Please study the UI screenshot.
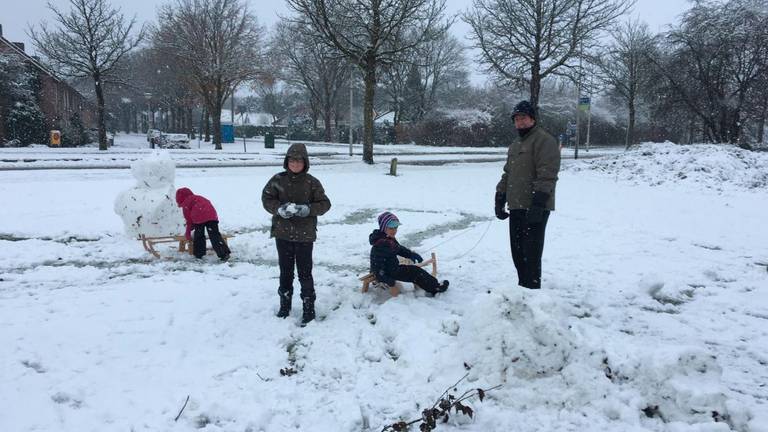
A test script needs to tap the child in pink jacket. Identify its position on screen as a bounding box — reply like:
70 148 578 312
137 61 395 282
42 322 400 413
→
175 187 230 261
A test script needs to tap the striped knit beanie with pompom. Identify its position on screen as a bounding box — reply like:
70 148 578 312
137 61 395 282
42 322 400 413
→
377 211 400 231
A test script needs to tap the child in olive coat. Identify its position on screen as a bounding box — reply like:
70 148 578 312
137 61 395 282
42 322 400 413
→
262 143 331 324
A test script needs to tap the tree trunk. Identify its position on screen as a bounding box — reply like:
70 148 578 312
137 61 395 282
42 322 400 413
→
688 117 695 144
122 106 130 134
529 62 541 112
93 73 108 150
322 101 332 142
198 108 205 141
204 109 211 142
730 107 742 145
362 63 376 164
626 98 636 150
757 103 767 144
211 101 223 150
186 106 192 138
311 106 319 135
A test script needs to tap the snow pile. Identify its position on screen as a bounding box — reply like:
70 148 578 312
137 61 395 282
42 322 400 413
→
461 291 582 382
608 348 752 429
113 151 184 237
459 291 750 430
568 142 768 190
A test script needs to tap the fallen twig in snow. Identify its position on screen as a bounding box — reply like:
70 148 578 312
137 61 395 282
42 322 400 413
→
174 395 190 422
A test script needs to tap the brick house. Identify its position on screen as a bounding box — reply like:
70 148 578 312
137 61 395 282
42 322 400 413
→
0 24 96 143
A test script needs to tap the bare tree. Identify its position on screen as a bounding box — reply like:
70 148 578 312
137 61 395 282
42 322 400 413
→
591 20 657 149
418 32 466 116
382 60 416 126
271 22 350 142
433 67 474 109
252 75 290 125
463 0 633 111
286 0 447 163
381 29 466 125
154 0 262 149
746 70 768 145
650 0 768 144
28 0 144 150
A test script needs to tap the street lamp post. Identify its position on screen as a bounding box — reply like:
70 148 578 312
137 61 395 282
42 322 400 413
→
349 66 354 157
144 93 154 148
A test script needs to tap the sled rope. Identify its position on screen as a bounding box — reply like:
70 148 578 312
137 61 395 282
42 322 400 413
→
422 219 493 262
449 219 493 260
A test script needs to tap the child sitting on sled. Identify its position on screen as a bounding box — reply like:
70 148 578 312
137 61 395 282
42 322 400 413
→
369 211 449 295
175 187 230 261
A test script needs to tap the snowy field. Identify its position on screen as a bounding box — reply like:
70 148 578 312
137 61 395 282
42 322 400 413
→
0 133 619 169
0 142 766 432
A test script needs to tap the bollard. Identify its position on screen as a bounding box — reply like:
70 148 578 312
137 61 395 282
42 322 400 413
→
389 157 398 176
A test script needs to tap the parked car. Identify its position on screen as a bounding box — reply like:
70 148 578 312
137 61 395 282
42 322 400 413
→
0 139 22 148
147 129 163 147
159 133 191 149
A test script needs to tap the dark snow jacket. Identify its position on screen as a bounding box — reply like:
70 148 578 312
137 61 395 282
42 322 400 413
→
496 124 561 210
175 187 219 239
261 143 331 242
369 229 416 286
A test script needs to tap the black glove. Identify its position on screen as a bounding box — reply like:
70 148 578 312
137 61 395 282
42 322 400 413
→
410 252 423 263
526 191 550 224
494 192 509 220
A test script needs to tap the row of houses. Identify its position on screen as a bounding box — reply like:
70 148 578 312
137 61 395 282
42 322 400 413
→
0 24 96 144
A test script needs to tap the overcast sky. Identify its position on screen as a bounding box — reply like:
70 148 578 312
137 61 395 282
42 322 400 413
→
3 0 691 85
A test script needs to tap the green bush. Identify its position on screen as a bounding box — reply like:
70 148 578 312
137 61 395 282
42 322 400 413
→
62 112 90 147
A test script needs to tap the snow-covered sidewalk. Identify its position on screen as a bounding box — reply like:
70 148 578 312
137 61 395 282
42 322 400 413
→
0 143 765 431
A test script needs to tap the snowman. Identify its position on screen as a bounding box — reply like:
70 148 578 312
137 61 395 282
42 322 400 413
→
114 151 184 238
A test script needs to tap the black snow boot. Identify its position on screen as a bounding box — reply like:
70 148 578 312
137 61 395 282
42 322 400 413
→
437 280 449 293
277 295 291 318
301 298 315 325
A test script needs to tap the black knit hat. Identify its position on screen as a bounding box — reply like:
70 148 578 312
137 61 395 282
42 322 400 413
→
512 100 536 120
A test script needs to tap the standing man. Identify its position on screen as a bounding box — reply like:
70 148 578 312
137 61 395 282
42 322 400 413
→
495 101 561 289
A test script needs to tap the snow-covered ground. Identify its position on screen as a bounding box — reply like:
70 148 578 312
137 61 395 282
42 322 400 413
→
0 142 766 432
0 133 618 170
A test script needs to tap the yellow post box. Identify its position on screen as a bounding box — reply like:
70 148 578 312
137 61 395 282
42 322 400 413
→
50 130 61 146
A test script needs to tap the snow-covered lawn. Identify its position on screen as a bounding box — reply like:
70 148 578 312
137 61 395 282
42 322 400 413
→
0 133 620 169
0 143 765 431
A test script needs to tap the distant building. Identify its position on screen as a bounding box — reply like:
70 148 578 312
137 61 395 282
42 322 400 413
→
0 24 96 142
